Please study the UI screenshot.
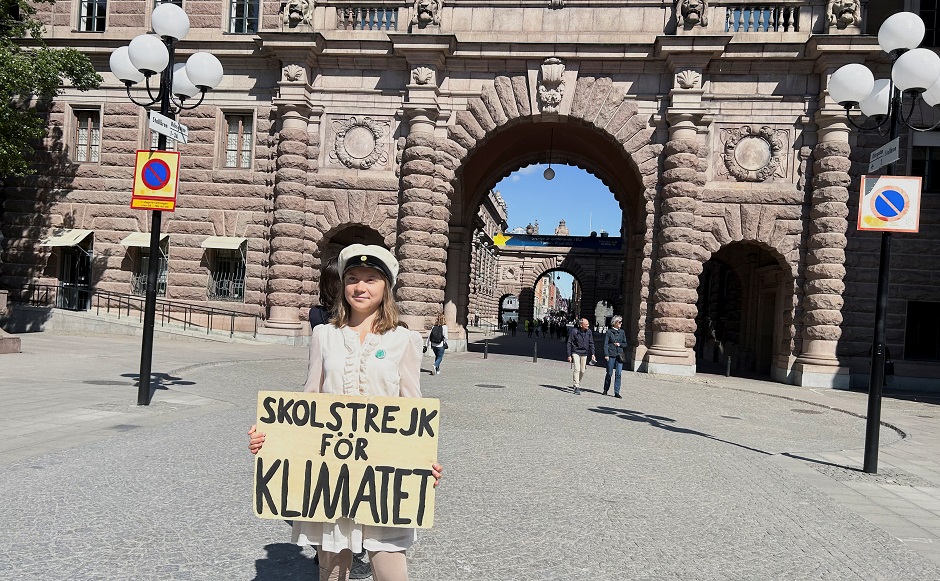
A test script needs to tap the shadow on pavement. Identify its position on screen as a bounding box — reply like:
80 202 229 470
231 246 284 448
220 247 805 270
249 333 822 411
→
590 405 772 456
253 542 318 580
781 452 862 472
121 371 197 390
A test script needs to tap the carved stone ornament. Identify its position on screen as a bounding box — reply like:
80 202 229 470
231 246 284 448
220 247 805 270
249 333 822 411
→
537 57 566 113
548 0 564 9
676 70 701 90
720 126 788 182
412 66 435 85
283 64 305 82
411 0 441 26
282 0 313 27
677 0 708 28
330 117 390 170
598 270 619 288
502 266 518 281
828 0 860 29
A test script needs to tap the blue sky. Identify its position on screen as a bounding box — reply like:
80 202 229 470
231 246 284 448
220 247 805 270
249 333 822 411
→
493 164 624 236
493 164 624 300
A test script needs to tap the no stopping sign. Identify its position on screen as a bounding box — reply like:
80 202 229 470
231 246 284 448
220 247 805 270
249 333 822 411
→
858 175 922 233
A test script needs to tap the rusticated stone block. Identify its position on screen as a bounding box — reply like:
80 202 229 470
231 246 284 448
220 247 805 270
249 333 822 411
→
808 233 847 250
804 293 844 310
402 145 437 163
661 182 701 200
814 141 851 159
663 152 700 171
398 258 446 277
399 216 447 234
662 196 697 214
277 140 307 156
456 111 485 141
805 263 846 279
652 316 697 333
481 84 507 127
447 124 476 151
659 257 704 276
659 227 699 245
400 201 436 218
397 287 445 304
810 202 849 219
654 302 698 319
268 291 302 308
401 188 439 205
812 217 848 234
803 309 844 326
655 272 699 289
494 76 520 119
813 171 852 189
806 279 845 295
469 98 496 133
660 212 695 229
267 279 303 294
660 242 699 259
653 287 699 303
402 173 436 190
570 76 596 119
397 272 446 289
397 300 443 317
806 248 845 264
269 264 305 280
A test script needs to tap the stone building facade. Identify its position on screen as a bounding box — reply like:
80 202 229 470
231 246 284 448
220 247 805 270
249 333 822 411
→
4 0 940 389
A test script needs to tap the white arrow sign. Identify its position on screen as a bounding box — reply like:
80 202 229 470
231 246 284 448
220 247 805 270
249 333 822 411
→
149 111 189 145
868 137 899 173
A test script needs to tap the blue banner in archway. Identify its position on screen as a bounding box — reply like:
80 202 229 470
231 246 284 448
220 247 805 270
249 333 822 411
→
491 233 622 250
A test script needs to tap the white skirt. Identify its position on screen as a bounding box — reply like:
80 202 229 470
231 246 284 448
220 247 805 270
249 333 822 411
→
291 518 417 553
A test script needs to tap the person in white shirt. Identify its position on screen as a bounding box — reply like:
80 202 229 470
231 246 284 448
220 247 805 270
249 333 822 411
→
249 243 443 581
425 313 448 375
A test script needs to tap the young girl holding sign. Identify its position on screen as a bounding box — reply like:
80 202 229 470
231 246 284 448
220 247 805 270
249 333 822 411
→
249 243 443 581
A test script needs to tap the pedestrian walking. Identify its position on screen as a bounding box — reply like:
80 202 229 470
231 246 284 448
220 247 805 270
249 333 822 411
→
508 319 517 336
425 313 448 375
526 319 533 337
308 257 339 330
248 243 443 581
566 317 596 395
603 315 626 398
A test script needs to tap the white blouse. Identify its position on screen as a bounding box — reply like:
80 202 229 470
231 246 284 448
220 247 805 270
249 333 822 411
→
291 323 424 553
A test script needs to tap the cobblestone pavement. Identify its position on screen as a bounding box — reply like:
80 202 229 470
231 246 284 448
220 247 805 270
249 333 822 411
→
2 332 940 580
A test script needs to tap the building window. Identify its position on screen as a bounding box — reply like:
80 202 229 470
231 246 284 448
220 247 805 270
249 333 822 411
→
132 249 168 297
208 248 246 301
73 110 101 163
78 0 107 31
924 0 940 48
905 301 940 360
150 130 176 151
911 146 940 192
229 0 259 33
155 0 183 6
223 114 253 169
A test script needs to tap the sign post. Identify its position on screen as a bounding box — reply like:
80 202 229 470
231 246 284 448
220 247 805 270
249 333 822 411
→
867 137 900 173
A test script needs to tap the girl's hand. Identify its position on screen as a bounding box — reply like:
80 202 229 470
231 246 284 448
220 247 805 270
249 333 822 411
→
432 463 444 488
248 425 265 454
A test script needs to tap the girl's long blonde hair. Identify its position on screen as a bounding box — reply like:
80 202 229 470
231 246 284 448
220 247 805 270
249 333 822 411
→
331 272 401 334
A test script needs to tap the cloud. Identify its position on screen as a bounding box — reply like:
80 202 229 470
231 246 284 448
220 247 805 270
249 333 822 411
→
510 175 520 182
517 164 540 175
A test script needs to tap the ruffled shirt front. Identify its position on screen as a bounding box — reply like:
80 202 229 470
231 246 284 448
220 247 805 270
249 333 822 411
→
291 323 424 553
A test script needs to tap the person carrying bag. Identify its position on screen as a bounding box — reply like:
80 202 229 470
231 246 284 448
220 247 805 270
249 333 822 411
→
426 314 448 375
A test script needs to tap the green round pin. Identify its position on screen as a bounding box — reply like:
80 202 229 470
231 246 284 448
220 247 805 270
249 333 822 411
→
375 349 386 359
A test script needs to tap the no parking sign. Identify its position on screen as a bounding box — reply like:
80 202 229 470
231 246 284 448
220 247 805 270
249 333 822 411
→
858 175 922 233
131 150 180 211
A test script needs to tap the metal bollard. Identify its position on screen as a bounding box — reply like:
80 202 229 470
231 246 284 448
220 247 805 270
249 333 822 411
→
484 339 489 359
533 342 538 363
726 356 731 377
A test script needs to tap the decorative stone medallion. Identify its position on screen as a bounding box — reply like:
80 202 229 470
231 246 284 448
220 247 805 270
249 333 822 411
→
598 270 619 288
330 117 390 170
720 126 787 182
502 266 518 281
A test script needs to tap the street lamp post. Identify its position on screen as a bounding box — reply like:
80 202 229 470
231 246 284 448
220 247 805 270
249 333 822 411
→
109 3 224 405
829 12 940 473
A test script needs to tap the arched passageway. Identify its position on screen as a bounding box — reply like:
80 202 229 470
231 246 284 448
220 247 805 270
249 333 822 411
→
695 243 791 377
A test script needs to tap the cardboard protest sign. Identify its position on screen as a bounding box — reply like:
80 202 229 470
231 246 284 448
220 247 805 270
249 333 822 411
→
253 391 440 528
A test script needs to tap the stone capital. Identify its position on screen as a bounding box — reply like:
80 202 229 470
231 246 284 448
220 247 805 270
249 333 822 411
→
666 111 709 140
404 103 441 134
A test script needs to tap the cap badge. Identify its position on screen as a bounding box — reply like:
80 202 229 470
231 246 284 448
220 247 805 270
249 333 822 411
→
360 255 368 262
376 349 386 359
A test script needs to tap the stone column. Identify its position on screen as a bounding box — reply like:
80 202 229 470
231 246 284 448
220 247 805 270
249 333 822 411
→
794 115 851 388
646 113 706 376
265 103 308 330
396 104 450 331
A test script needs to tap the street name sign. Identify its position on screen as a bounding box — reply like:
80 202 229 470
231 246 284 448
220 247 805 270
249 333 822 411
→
858 175 922 233
131 150 181 211
868 137 900 173
149 111 189 144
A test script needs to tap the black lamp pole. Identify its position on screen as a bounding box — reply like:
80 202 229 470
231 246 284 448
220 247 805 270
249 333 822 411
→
137 37 175 406
862 82 901 474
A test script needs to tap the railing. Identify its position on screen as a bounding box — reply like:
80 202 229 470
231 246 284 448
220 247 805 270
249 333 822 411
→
336 7 398 30
5 284 260 338
207 272 245 302
725 5 799 32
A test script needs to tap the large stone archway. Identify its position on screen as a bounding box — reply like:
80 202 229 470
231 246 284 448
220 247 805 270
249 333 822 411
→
395 74 662 357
